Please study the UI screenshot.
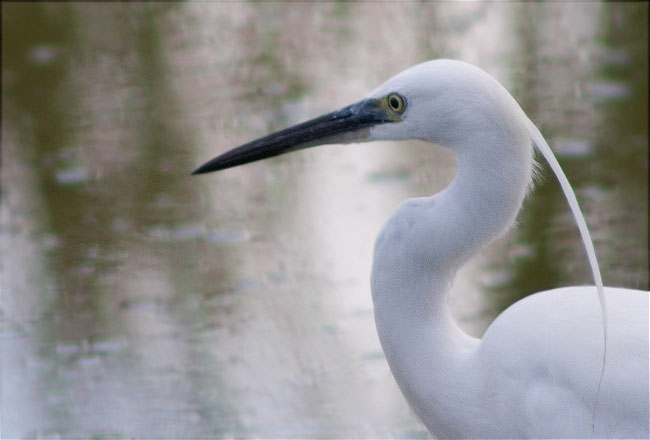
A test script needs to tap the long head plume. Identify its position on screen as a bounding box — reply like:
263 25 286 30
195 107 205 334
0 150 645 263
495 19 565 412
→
525 118 607 431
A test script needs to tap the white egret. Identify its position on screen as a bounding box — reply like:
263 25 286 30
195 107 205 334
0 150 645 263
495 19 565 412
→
193 60 649 439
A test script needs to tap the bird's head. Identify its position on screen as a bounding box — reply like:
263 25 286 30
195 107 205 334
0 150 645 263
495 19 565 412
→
368 59 527 151
192 59 527 174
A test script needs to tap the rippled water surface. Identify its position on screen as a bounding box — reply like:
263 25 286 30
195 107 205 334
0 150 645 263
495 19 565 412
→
2 3 647 438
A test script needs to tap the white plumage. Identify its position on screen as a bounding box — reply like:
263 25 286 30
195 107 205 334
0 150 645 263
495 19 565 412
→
194 59 649 438
369 60 648 438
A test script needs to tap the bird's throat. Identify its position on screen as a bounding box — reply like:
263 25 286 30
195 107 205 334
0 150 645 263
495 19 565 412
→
370 138 533 435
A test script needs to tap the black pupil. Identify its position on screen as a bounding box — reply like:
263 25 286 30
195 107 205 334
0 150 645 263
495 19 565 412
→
390 96 400 109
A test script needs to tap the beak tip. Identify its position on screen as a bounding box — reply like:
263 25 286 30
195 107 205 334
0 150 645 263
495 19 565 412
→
192 162 217 175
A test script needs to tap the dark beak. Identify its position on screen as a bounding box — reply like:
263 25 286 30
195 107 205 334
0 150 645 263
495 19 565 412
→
192 98 391 175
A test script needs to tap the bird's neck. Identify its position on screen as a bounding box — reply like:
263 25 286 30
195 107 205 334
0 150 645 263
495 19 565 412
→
445 138 534 262
371 135 533 436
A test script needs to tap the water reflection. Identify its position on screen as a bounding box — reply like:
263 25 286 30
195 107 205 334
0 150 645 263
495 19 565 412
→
2 2 647 438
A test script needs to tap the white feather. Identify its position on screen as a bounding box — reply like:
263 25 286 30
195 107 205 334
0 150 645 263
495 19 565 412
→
367 60 648 438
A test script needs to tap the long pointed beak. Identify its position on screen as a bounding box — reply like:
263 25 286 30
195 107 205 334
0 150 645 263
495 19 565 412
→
192 98 391 174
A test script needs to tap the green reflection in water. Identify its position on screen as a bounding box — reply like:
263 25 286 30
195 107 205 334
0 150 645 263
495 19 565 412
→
483 2 648 317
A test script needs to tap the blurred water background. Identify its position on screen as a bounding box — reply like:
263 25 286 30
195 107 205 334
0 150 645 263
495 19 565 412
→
2 2 647 438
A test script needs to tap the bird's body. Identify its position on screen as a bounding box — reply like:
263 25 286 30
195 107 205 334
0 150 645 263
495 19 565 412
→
478 287 646 438
194 59 649 438
375 271 648 438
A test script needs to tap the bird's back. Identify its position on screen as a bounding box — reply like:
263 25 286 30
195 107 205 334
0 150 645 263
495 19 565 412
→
474 286 649 438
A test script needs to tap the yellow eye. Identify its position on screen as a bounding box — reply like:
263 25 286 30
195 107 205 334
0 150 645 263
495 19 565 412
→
387 93 405 113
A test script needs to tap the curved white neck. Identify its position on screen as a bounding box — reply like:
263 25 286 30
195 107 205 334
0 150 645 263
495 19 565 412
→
370 135 533 436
